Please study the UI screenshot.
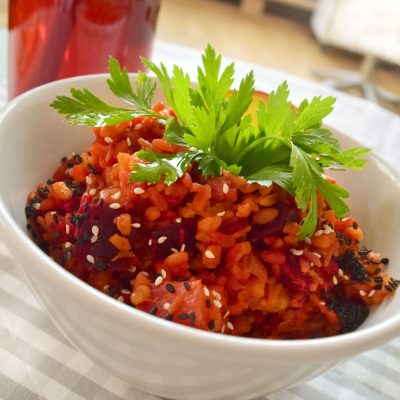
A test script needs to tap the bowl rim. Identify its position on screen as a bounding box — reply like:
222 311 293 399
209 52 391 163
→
0 73 400 359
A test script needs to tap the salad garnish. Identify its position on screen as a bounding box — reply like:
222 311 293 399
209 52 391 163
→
50 45 369 239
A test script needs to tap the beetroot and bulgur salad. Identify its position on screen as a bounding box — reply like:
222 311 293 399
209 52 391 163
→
26 46 398 339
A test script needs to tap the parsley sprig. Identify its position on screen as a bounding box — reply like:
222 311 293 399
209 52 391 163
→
51 45 369 239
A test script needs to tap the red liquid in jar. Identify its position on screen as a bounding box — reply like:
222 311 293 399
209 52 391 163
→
8 0 160 98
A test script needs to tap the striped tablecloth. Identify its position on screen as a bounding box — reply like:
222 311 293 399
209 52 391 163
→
1 30 400 400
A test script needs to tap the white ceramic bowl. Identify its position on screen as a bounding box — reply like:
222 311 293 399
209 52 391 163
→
0 75 399 400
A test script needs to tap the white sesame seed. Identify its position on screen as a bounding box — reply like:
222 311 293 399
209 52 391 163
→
221 324 225 334
338 268 344 277
91 236 98 244
368 290 376 297
103 285 110 291
86 255 95 264
312 252 321 258
323 224 334 234
304 237 312 244
180 244 186 252
104 136 113 143
158 236 168 244
155 276 163 286
205 250 215 259
290 249 304 256
89 188 97 196
223 311 230 319
175 218 182 223
112 191 121 200
343 275 350 281
314 230 323 237
121 289 131 295
212 290 221 301
161 269 167 279
203 287 210 297
86 176 93 185
33 203 41 210
359 290 367 297
148 239 152 246
163 302 170 310
109 203 121 209
170 248 178 253
332 276 338 285
65 224 70 235
222 183 229 194
320 301 326 306
310 262 314 267
129 266 137 273
117 296 124 302
65 242 71 249
213 299 223 308
127 137 132 147
133 187 145 195
92 225 99 236
141 271 149 277
132 223 141 228
227 322 234 330
134 123 142 130
217 211 225 217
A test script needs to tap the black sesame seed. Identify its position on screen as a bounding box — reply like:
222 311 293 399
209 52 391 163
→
26 223 32 230
208 319 215 330
87 163 99 174
53 231 60 239
82 231 90 242
177 313 189 320
75 154 83 163
189 312 196 325
83 203 89 212
65 251 72 261
384 285 393 292
373 268 382 275
25 205 36 219
149 306 157 315
53 213 59 224
61 156 67 163
166 283 176 293
380 257 389 265
66 162 74 169
165 314 173 321
183 281 191 291
94 261 107 272
31 196 41 204
37 187 49 199
358 248 371 257
47 178 56 185
352 222 358 229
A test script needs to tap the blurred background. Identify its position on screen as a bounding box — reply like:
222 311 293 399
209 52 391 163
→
0 0 399 112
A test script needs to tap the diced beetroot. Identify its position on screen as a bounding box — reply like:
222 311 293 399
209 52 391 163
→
150 220 197 260
220 217 248 235
279 252 308 291
248 204 300 241
72 201 121 268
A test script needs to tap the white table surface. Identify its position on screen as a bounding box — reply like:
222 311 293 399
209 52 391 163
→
1 28 400 400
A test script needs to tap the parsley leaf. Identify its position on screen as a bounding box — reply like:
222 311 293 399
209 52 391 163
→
51 45 370 240
51 57 160 126
130 150 194 185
